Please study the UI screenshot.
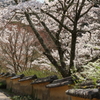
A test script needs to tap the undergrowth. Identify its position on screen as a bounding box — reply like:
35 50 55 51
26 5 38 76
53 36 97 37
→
1 89 40 100
18 67 62 78
11 95 40 100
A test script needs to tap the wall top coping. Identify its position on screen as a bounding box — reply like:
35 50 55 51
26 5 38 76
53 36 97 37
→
66 89 100 99
0 72 10 77
77 80 100 89
0 72 4 75
46 76 74 88
19 75 37 82
79 83 100 89
79 80 100 86
31 75 58 84
6 73 16 78
11 74 24 80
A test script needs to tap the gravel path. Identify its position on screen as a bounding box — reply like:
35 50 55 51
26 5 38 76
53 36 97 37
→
0 90 11 100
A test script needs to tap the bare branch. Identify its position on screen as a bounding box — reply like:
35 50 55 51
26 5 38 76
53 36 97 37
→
41 9 72 33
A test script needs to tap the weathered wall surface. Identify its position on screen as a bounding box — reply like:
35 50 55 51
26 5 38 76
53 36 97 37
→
20 80 33 95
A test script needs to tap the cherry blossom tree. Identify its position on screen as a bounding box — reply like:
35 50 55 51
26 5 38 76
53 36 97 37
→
1 0 100 77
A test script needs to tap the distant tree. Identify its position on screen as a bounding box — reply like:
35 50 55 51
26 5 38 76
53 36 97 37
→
0 25 41 73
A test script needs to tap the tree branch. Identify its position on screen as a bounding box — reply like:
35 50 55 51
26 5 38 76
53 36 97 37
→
41 9 72 33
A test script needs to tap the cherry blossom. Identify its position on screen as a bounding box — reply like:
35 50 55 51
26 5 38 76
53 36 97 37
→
0 0 100 77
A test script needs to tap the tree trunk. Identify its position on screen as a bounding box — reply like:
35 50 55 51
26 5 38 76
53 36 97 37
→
25 12 70 77
69 33 77 70
57 65 71 77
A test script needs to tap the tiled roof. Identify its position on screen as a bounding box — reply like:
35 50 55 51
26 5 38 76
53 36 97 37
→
31 75 58 84
6 73 16 78
79 80 95 86
0 72 4 75
46 76 74 88
0 72 10 77
78 80 100 89
79 79 100 85
66 89 100 99
11 74 24 80
19 75 37 82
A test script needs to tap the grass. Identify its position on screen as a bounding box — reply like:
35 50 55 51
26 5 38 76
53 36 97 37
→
18 67 62 79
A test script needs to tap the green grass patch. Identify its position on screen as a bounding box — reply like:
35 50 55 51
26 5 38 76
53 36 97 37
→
18 68 62 79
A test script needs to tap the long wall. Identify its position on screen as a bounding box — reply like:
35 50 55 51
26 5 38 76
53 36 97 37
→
0 73 73 100
1 73 99 100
